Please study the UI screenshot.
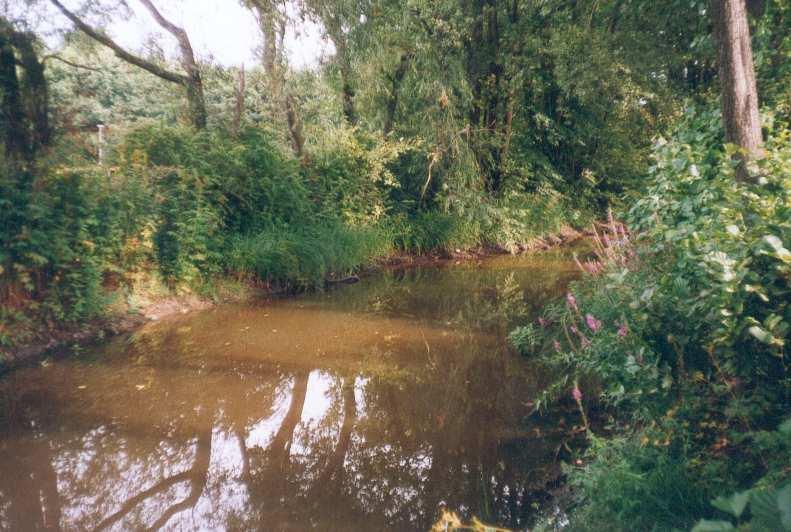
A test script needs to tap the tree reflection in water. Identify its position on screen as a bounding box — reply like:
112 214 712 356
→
0 252 581 531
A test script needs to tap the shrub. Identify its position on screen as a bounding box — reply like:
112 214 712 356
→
1 164 153 323
512 105 790 530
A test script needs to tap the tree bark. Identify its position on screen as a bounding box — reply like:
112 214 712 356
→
710 0 763 179
464 0 508 194
11 29 51 150
251 0 306 160
335 35 358 126
233 63 245 134
314 377 356 487
0 27 29 159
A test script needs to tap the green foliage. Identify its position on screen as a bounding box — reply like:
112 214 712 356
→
389 210 479 255
566 434 713 531
512 105 790 530
692 420 791 532
307 126 407 225
0 163 152 323
227 223 392 288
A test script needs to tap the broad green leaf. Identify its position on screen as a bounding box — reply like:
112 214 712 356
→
691 519 735 532
778 484 791 530
712 491 750 518
751 488 785 531
748 325 784 347
763 235 791 263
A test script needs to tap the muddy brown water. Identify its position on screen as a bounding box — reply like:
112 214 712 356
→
0 251 582 531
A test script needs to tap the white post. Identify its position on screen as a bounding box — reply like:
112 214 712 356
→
97 124 106 165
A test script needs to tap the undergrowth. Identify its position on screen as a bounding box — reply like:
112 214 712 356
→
0 123 587 357
513 106 790 531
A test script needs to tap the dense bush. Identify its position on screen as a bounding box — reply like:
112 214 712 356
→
513 106 790 530
0 163 152 323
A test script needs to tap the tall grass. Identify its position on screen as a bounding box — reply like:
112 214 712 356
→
226 222 393 288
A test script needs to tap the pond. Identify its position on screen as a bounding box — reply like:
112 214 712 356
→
0 250 582 531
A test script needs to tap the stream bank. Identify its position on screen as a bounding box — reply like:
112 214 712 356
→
1 226 588 374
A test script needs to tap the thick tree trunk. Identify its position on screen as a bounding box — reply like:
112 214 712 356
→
0 30 29 159
464 0 507 195
12 30 51 150
711 0 763 179
314 377 356 487
285 92 305 159
233 64 245 134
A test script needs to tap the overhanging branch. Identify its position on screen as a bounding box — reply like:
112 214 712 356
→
48 0 186 85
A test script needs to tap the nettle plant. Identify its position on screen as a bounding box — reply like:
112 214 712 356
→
630 116 790 378
512 107 789 432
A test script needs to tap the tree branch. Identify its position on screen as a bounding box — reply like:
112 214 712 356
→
136 0 195 73
43 53 102 72
48 0 186 85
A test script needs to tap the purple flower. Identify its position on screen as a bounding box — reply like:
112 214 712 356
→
566 292 579 312
572 387 582 402
618 322 629 338
585 314 602 333
570 324 578 334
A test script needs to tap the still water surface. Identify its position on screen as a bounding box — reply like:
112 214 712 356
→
0 251 580 531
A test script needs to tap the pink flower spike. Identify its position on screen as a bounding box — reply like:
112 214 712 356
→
566 292 578 312
572 387 582 402
585 314 602 333
618 322 629 338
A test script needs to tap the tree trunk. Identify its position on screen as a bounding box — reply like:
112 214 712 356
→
138 0 207 129
711 0 763 179
285 92 305 159
253 1 306 160
464 0 507 195
0 29 29 159
233 64 245 134
11 29 51 150
313 377 356 487
383 52 411 135
336 37 358 126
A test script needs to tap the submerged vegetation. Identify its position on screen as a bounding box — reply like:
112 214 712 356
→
1 0 790 529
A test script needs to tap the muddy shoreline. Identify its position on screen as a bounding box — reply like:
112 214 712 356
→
1 226 587 374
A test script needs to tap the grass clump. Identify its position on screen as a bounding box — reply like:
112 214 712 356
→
226 223 393 289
